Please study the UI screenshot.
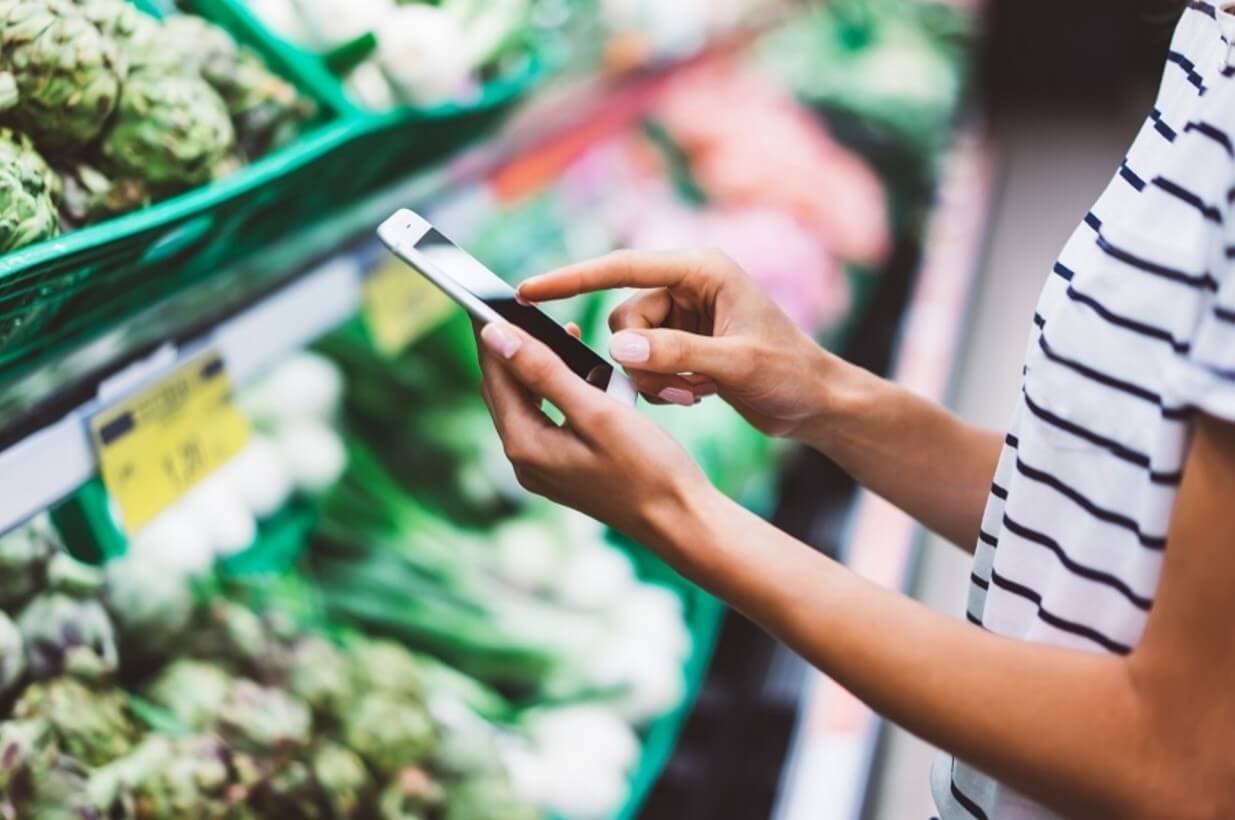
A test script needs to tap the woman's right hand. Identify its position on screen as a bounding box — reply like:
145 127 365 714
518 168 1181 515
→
517 248 840 438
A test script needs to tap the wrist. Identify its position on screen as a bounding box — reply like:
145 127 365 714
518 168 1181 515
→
641 472 729 567
794 347 875 451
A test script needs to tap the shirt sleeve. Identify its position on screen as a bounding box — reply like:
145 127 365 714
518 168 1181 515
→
1164 273 1235 423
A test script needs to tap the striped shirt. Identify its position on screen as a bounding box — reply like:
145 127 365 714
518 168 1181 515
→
931 4 1235 818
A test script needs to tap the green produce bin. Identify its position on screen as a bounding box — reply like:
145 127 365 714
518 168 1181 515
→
0 1 357 380
200 0 551 177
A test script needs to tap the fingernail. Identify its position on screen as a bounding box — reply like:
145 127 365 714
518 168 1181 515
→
481 323 522 359
610 331 650 364
658 387 695 406
515 291 535 307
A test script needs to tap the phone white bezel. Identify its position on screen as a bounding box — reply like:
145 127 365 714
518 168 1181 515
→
377 209 637 405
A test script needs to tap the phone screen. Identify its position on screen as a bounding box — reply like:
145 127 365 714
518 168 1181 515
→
412 228 617 389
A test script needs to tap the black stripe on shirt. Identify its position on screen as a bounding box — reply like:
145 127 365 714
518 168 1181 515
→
1189 1 1217 19
978 528 999 548
1002 514 1154 610
1150 108 1177 142
1151 176 1223 223
989 568 1135 655
1184 121 1235 157
1225 245 1235 259
951 764 991 820
1052 261 1075 282
1013 457 1169 551
970 572 991 591
1084 211 1103 231
1021 390 1185 485
1095 233 1219 291
1006 433 1020 448
1167 50 1208 94
1119 161 1147 191
965 610 985 628
1199 359 1235 381
991 481 1009 500
1214 303 1235 324
1033 312 1046 329
1037 334 1191 420
1064 283 1192 354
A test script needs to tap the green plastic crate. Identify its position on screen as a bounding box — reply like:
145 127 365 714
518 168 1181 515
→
202 0 551 177
0 1 373 379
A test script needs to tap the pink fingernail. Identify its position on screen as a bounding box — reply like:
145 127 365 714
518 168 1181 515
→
610 331 650 364
481 323 522 359
658 387 695 406
515 291 535 307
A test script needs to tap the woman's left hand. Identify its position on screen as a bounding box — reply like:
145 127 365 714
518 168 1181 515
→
475 321 712 551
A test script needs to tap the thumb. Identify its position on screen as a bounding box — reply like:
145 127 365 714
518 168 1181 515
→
480 322 603 420
609 328 743 378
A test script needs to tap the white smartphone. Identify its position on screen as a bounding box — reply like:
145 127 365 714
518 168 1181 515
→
377 209 637 404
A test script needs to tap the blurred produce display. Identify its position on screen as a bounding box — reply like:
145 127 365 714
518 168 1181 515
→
0 0 313 251
246 0 543 109
0 515 538 818
0 1 980 817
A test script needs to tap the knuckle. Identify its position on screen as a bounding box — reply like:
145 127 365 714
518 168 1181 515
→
502 440 524 465
583 403 619 435
733 342 763 378
609 302 631 331
657 333 687 367
512 464 537 491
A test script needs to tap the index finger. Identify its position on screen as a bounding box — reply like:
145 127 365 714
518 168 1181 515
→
517 249 711 302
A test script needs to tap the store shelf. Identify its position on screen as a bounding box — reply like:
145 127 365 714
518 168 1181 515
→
0 255 362 537
770 128 996 820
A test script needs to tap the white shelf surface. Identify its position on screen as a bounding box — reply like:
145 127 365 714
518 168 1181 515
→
0 255 363 536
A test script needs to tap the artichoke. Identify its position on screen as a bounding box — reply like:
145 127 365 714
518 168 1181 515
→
71 0 159 71
286 635 354 722
0 124 57 249
248 758 330 819
184 600 274 674
216 679 311 754
443 776 542 820
104 557 194 660
16 592 118 681
122 735 258 818
12 749 99 820
100 70 235 191
312 742 370 818
349 640 428 702
378 766 443 820
13 678 138 766
0 610 23 696
0 0 122 151
0 514 59 610
0 718 56 796
58 160 149 224
45 551 104 598
343 692 436 777
143 659 233 731
161 15 312 157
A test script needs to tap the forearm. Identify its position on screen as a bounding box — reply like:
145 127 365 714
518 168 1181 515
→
799 357 1003 550
654 490 1171 819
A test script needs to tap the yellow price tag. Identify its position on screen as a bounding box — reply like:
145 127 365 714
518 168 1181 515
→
91 351 250 535
363 258 456 356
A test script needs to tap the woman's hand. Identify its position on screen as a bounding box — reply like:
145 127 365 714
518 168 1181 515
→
518 248 840 438
474 320 715 551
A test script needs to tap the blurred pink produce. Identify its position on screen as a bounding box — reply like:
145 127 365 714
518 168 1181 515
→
655 61 891 267
619 181 850 334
